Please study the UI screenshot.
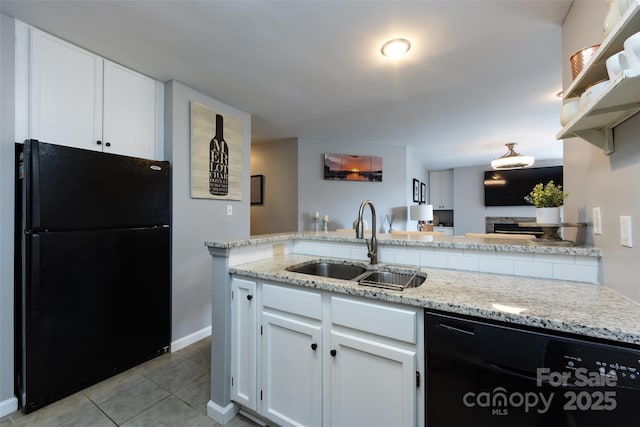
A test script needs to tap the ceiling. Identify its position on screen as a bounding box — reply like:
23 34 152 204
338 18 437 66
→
1 0 574 170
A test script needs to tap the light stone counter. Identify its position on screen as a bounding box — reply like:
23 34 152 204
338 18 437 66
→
229 254 640 346
206 231 601 257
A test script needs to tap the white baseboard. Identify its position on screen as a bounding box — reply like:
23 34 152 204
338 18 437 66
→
0 396 18 418
207 400 238 425
170 325 211 352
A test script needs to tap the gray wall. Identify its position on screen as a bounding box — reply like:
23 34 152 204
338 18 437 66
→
250 139 299 235
406 146 429 230
0 13 17 416
562 2 640 302
164 80 251 345
298 138 410 232
453 159 563 235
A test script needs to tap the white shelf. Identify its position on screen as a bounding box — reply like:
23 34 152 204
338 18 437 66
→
557 0 640 153
565 0 640 98
557 69 640 153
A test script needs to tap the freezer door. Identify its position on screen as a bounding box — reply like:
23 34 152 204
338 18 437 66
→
24 140 170 231
20 227 170 412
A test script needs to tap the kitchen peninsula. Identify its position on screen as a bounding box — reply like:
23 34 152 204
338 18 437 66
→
205 232 640 426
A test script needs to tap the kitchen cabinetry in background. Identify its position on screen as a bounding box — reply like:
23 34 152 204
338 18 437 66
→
15 22 162 160
429 169 453 209
433 226 454 236
230 277 423 427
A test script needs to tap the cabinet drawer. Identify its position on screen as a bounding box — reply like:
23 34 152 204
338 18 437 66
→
331 296 417 344
262 283 322 320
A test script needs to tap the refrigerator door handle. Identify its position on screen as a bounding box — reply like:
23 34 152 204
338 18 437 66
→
29 234 40 321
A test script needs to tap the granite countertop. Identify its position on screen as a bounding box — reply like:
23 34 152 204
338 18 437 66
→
229 254 640 346
206 231 601 257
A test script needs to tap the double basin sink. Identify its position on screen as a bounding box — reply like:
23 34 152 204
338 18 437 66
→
286 261 426 291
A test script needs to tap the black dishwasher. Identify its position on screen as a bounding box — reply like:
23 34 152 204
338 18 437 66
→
426 311 640 426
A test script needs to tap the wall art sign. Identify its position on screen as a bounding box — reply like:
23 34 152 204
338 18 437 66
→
190 101 243 200
421 182 427 203
323 154 382 181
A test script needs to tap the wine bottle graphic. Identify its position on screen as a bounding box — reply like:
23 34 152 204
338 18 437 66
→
209 114 229 196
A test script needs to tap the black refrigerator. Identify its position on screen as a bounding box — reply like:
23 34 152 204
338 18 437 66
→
15 140 171 413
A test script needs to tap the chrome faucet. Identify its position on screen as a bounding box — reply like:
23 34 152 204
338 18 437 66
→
356 200 377 264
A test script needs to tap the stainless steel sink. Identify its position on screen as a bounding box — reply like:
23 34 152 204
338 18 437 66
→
357 271 426 291
286 261 367 280
286 261 427 291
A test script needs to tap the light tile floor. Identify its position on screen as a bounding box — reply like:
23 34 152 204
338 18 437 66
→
1 337 258 427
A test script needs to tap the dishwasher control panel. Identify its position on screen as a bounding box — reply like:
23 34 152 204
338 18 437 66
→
546 339 640 389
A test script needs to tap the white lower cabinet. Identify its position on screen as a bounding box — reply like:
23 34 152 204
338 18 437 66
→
230 277 423 427
329 332 416 427
261 311 322 426
328 296 419 427
230 278 257 410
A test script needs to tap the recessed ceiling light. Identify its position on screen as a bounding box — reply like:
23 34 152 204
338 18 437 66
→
380 38 411 58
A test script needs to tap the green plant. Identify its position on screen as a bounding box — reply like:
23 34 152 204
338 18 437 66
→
524 180 569 208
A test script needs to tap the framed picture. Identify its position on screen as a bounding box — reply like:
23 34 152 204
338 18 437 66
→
413 178 420 202
420 182 427 203
323 154 383 181
250 175 264 205
190 102 244 200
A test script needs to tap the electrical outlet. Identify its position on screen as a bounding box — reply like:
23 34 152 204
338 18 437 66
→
620 216 632 247
593 207 602 235
226 205 233 216
273 243 285 256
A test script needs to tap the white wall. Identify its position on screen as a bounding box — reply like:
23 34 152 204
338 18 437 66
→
250 139 298 235
453 159 563 235
0 13 18 417
297 138 409 232
562 1 640 302
164 80 251 348
406 146 429 231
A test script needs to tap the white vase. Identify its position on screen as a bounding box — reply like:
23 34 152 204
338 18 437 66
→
536 207 561 224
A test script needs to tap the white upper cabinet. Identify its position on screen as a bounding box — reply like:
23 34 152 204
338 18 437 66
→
429 170 454 210
102 60 156 158
19 23 160 159
29 29 103 151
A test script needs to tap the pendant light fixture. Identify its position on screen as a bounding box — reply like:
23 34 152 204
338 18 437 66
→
491 143 535 170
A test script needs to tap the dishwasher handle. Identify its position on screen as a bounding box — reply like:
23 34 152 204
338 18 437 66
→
440 322 475 336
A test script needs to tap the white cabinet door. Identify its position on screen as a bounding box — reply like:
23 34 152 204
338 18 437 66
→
440 169 454 209
103 60 156 159
231 278 257 410
261 312 322 427
328 331 416 427
429 170 454 209
29 28 103 151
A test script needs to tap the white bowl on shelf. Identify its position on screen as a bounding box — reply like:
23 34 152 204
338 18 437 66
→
560 98 580 126
587 79 610 100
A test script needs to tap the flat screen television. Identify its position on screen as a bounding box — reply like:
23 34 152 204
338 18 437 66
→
484 166 563 206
